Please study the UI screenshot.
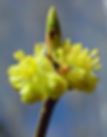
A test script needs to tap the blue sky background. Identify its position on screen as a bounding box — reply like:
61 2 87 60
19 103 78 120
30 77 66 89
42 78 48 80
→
0 0 107 137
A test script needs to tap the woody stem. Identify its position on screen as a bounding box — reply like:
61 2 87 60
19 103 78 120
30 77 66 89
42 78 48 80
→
35 98 58 137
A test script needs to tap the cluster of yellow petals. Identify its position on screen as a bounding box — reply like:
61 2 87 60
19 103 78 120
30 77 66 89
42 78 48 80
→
8 39 101 103
50 39 101 71
8 49 67 103
49 39 101 92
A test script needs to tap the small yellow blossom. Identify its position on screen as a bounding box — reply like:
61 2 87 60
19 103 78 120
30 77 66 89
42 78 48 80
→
13 50 25 60
48 39 101 93
8 50 67 103
50 39 101 71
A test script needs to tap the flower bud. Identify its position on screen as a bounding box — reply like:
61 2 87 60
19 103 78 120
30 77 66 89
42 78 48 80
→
45 6 61 50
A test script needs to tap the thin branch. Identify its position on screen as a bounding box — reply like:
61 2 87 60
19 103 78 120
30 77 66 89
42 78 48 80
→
35 98 58 137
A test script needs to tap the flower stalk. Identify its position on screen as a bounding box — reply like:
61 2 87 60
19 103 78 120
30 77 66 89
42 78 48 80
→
35 99 58 137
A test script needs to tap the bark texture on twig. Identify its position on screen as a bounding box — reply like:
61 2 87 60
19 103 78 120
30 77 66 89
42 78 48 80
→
35 98 58 137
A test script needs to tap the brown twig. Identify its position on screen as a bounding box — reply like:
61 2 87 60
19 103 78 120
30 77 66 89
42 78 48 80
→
35 98 58 137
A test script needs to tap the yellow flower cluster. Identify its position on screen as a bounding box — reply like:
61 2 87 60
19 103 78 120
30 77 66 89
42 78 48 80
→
8 49 67 103
49 39 101 92
8 40 101 103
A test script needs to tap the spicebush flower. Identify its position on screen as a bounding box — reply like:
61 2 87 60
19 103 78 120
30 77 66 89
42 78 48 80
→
7 7 101 104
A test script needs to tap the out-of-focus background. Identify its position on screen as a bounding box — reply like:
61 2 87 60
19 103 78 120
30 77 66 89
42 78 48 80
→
0 0 106 137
